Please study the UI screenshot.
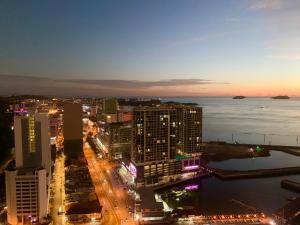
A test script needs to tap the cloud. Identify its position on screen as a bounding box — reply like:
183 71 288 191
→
247 0 300 33
265 37 300 50
62 78 222 88
0 75 229 97
225 17 240 23
266 52 300 61
247 0 282 10
247 0 300 61
169 29 254 48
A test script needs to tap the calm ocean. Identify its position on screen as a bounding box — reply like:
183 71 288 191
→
161 97 300 214
163 97 300 146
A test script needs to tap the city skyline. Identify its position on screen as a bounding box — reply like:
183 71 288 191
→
1 0 300 96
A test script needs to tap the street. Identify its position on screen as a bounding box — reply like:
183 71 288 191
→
50 154 66 225
84 143 136 225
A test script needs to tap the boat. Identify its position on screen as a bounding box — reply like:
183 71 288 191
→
286 196 297 201
271 95 290 99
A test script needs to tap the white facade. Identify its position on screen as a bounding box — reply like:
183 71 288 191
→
6 169 48 225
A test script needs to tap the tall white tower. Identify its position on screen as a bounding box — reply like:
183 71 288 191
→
6 113 51 225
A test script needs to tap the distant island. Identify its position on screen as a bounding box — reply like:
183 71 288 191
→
271 95 290 99
233 96 246 99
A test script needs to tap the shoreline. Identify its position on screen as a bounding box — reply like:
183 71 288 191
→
210 166 300 180
202 142 300 163
201 142 300 180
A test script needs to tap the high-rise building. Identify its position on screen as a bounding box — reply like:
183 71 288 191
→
14 114 52 175
103 98 118 114
63 103 83 160
131 105 202 186
6 114 51 225
132 107 177 164
49 113 62 140
101 122 132 160
176 106 203 154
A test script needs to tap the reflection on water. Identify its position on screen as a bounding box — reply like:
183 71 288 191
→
163 175 300 215
162 150 300 214
159 97 300 214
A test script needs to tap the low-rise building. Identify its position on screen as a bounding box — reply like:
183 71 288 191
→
65 163 102 224
6 168 48 225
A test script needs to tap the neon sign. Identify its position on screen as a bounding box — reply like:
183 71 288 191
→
183 165 199 171
185 184 199 190
129 163 137 178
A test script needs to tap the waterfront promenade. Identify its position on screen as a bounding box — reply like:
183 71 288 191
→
154 172 212 191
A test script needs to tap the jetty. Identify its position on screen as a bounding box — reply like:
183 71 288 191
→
281 179 300 193
206 166 300 180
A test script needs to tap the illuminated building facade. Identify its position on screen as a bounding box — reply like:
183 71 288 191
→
6 114 51 225
14 114 52 175
49 113 62 140
6 169 48 225
131 106 202 186
106 122 132 159
103 98 118 114
176 106 203 154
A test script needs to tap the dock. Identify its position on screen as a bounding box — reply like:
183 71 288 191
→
207 166 300 180
281 179 300 193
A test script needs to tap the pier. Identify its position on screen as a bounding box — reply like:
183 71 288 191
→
229 199 259 213
207 166 300 180
281 179 300 193
177 213 271 225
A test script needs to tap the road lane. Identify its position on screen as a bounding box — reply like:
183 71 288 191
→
50 154 65 225
84 145 120 225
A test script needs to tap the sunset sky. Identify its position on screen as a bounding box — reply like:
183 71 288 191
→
1 0 300 96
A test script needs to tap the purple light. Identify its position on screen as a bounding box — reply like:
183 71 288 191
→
15 108 28 113
185 184 199 190
128 163 137 178
183 165 199 171
122 161 137 178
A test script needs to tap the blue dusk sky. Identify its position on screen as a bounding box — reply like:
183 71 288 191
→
0 0 300 96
